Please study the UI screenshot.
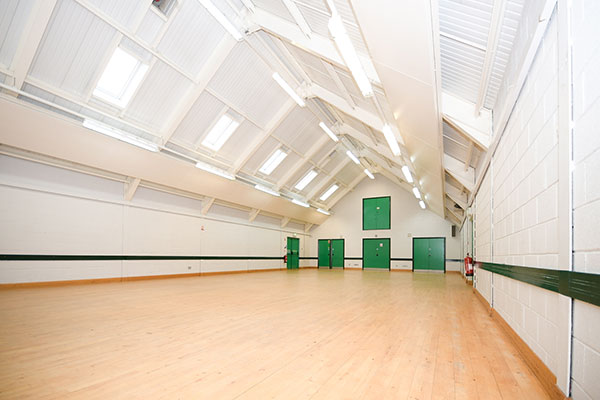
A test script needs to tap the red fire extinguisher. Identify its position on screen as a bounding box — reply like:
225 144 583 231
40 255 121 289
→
284 255 287 264
464 253 473 276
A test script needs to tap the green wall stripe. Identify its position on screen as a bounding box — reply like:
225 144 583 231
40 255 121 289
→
476 261 600 308
0 254 283 261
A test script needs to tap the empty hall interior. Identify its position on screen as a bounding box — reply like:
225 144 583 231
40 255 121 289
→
0 0 599 398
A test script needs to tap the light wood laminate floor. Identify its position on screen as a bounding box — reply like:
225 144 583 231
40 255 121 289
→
0 270 550 399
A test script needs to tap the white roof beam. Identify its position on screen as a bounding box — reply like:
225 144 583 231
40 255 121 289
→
337 123 395 161
304 223 313 233
251 8 380 85
327 173 366 209
231 98 296 173
275 135 330 190
306 157 351 201
464 141 474 171
281 0 312 38
475 0 507 114
445 183 468 209
124 177 141 201
162 36 237 142
440 31 487 52
7 0 58 89
322 61 356 109
445 207 462 225
281 216 291 228
442 92 491 149
249 208 260 222
201 197 215 215
444 154 474 193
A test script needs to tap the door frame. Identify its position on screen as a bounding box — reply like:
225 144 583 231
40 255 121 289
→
362 237 391 270
362 196 391 230
411 237 446 272
317 239 345 269
287 237 300 269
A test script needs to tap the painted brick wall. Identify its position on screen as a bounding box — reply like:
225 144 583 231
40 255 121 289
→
571 0 600 398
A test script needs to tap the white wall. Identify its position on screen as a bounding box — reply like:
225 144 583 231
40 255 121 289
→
0 155 311 283
571 0 600 398
310 175 461 270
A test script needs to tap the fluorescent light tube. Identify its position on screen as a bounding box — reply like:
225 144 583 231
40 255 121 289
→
201 113 240 151
83 119 159 152
363 169 374 179
316 208 331 215
272 72 305 107
195 161 235 180
259 149 287 175
255 184 280 197
292 199 310 208
328 14 373 97
382 124 401 156
199 0 243 41
401 165 413 183
320 184 339 201
412 187 421 199
346 150 360 165
319 122 338 142
295 170 318 190
419 200 426 209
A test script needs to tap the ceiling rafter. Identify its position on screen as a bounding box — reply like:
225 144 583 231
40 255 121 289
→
305 157 351 201
322 61 356 109
124 177 141 201
327 173 366 209
275 134 330 190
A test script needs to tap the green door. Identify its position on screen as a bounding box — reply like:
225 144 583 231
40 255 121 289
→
331 239 344 268
363 238 390 269
318 240 330 267
413 238 445 271
363 197 391 230
287 237 299 269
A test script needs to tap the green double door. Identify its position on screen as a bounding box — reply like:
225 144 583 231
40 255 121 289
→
363 238 390 269
318 239 344 268
287 237 299 269
413 237 445 271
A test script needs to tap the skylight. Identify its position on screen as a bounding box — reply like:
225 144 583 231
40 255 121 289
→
295 170 318 190
259 149 287 175
320 184 339 201
201 113 240 151
93 48 148 108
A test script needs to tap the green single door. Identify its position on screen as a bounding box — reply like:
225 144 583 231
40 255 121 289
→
287 237 299 269
318 240 330 267
363 238 390 269
413 237 445 271
330 239 344 268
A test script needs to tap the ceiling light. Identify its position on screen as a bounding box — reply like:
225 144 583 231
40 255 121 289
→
93 47 149 108
195 161 235 180
363 169 374 179
272 72 305 107
199 0 243 40
295 170 318 190
319 122 338 142
83 119 159 152
328 13 373 97
346 150 360 164
292 199 310 208
401 165 413 183
419 200 426 209
412 187 421 199
259 149 288 175
382 124 401 156
201 113 240 151
320 184 339 201
317 208 331 215
255 184 280 197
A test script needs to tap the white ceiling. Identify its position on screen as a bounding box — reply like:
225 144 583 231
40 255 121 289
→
0 0 527 227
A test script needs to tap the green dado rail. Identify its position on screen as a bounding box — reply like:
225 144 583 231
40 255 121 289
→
476 261 600 308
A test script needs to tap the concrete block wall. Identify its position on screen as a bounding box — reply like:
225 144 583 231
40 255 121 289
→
571 0 600 398
474 170 492 304
0 155 310 283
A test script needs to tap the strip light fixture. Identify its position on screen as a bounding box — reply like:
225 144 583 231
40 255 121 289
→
316 208 331 215
327 4 373 97
363 169 374 179
401 165 413 183
382 124 401 156
199 0 243 41
419 200 426 209
292 199 310 208
319 122 339 142
320 184 339 201
195 161 235 180
255 184 280 197
272 72 305 107
346 150 360 164
83 119 159 152
259 149 287 175
295 170 318 190
412 187 421 199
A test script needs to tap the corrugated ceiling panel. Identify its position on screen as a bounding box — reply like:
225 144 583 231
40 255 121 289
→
30 0 118 97
295 0 328 13
157 0 226 77
208 41 290 129
297 4 329 37
272 106 313 144
0 0 35 68
299 171 328 194
171 91 225 146
85 0 148 31
125 60 192 130
439 0 493 48
443 137 468 163
242 136 280 173
335 162 360 185
218 120 262 162
290 125 326 156
136 9 164 46
332 0 368 55
286 43 327 74
440 36 485 103
253 0 295 22
268 151 301 181
310 141 336 164
305 65 344 98
321 149 345 174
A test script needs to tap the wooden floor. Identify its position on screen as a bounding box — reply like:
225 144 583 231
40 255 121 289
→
0 270 550 399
